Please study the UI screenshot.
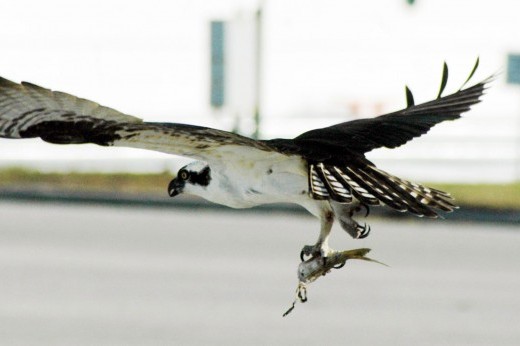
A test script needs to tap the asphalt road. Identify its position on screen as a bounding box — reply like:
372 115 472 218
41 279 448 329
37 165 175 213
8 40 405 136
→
0 201 519 345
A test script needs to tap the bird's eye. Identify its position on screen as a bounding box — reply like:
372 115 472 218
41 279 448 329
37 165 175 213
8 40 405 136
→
179 170 189 180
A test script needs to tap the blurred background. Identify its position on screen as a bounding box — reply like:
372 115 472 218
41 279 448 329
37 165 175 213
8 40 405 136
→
0 0 519 182
0 0 519 345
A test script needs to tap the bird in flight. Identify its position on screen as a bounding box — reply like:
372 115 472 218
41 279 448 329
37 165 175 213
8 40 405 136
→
0 61 489 261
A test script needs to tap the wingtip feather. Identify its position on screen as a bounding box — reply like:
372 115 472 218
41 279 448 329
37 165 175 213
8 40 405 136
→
437 61 449 99
405 85 415 107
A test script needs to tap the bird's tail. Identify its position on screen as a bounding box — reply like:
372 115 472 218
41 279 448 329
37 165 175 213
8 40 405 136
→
309 162 457 217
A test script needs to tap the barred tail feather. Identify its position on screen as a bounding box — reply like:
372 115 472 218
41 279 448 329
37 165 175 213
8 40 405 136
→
309 163 458 217
363 165 456 217
372 168 456 213
334 166 407 211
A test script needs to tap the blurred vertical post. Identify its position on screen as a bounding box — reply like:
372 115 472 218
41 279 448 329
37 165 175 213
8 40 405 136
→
507 53 520 180
210 21 226 109
210 4 263 138
253 5 263 139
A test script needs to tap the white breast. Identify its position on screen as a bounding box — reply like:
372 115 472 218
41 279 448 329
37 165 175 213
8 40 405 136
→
204 155 310 209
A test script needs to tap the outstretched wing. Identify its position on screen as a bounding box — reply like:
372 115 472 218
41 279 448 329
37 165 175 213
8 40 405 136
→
286 60 492 159
265 61 492 218
0 77 276 164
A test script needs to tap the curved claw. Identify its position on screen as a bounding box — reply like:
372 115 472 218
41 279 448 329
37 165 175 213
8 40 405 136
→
351 203 371 218
333 262 346 269
300 246 318 262
355 203 370 217
361 203 370 217
356 223 371 239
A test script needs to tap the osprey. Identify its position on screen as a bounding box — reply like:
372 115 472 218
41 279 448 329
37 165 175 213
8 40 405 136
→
0 62 489 260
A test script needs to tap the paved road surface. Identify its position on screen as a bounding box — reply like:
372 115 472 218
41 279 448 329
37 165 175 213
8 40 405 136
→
0 202 519 345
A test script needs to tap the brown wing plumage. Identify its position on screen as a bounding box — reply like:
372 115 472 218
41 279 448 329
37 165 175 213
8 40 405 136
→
0 76 275 164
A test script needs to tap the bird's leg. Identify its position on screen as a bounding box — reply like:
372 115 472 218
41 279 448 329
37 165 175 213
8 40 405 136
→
339 214 371 239
340 216 371 239
334 203 371 239
300 211 334 261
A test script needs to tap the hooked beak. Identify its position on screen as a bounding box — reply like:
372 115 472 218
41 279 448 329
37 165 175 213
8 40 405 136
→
168 178 183 197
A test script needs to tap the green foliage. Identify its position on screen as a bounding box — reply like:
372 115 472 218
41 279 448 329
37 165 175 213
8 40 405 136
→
430 182 520 210
0 168 518 209
0 167 172 194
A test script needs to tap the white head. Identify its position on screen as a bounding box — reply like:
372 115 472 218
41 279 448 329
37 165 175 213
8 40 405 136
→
168 161 212 199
